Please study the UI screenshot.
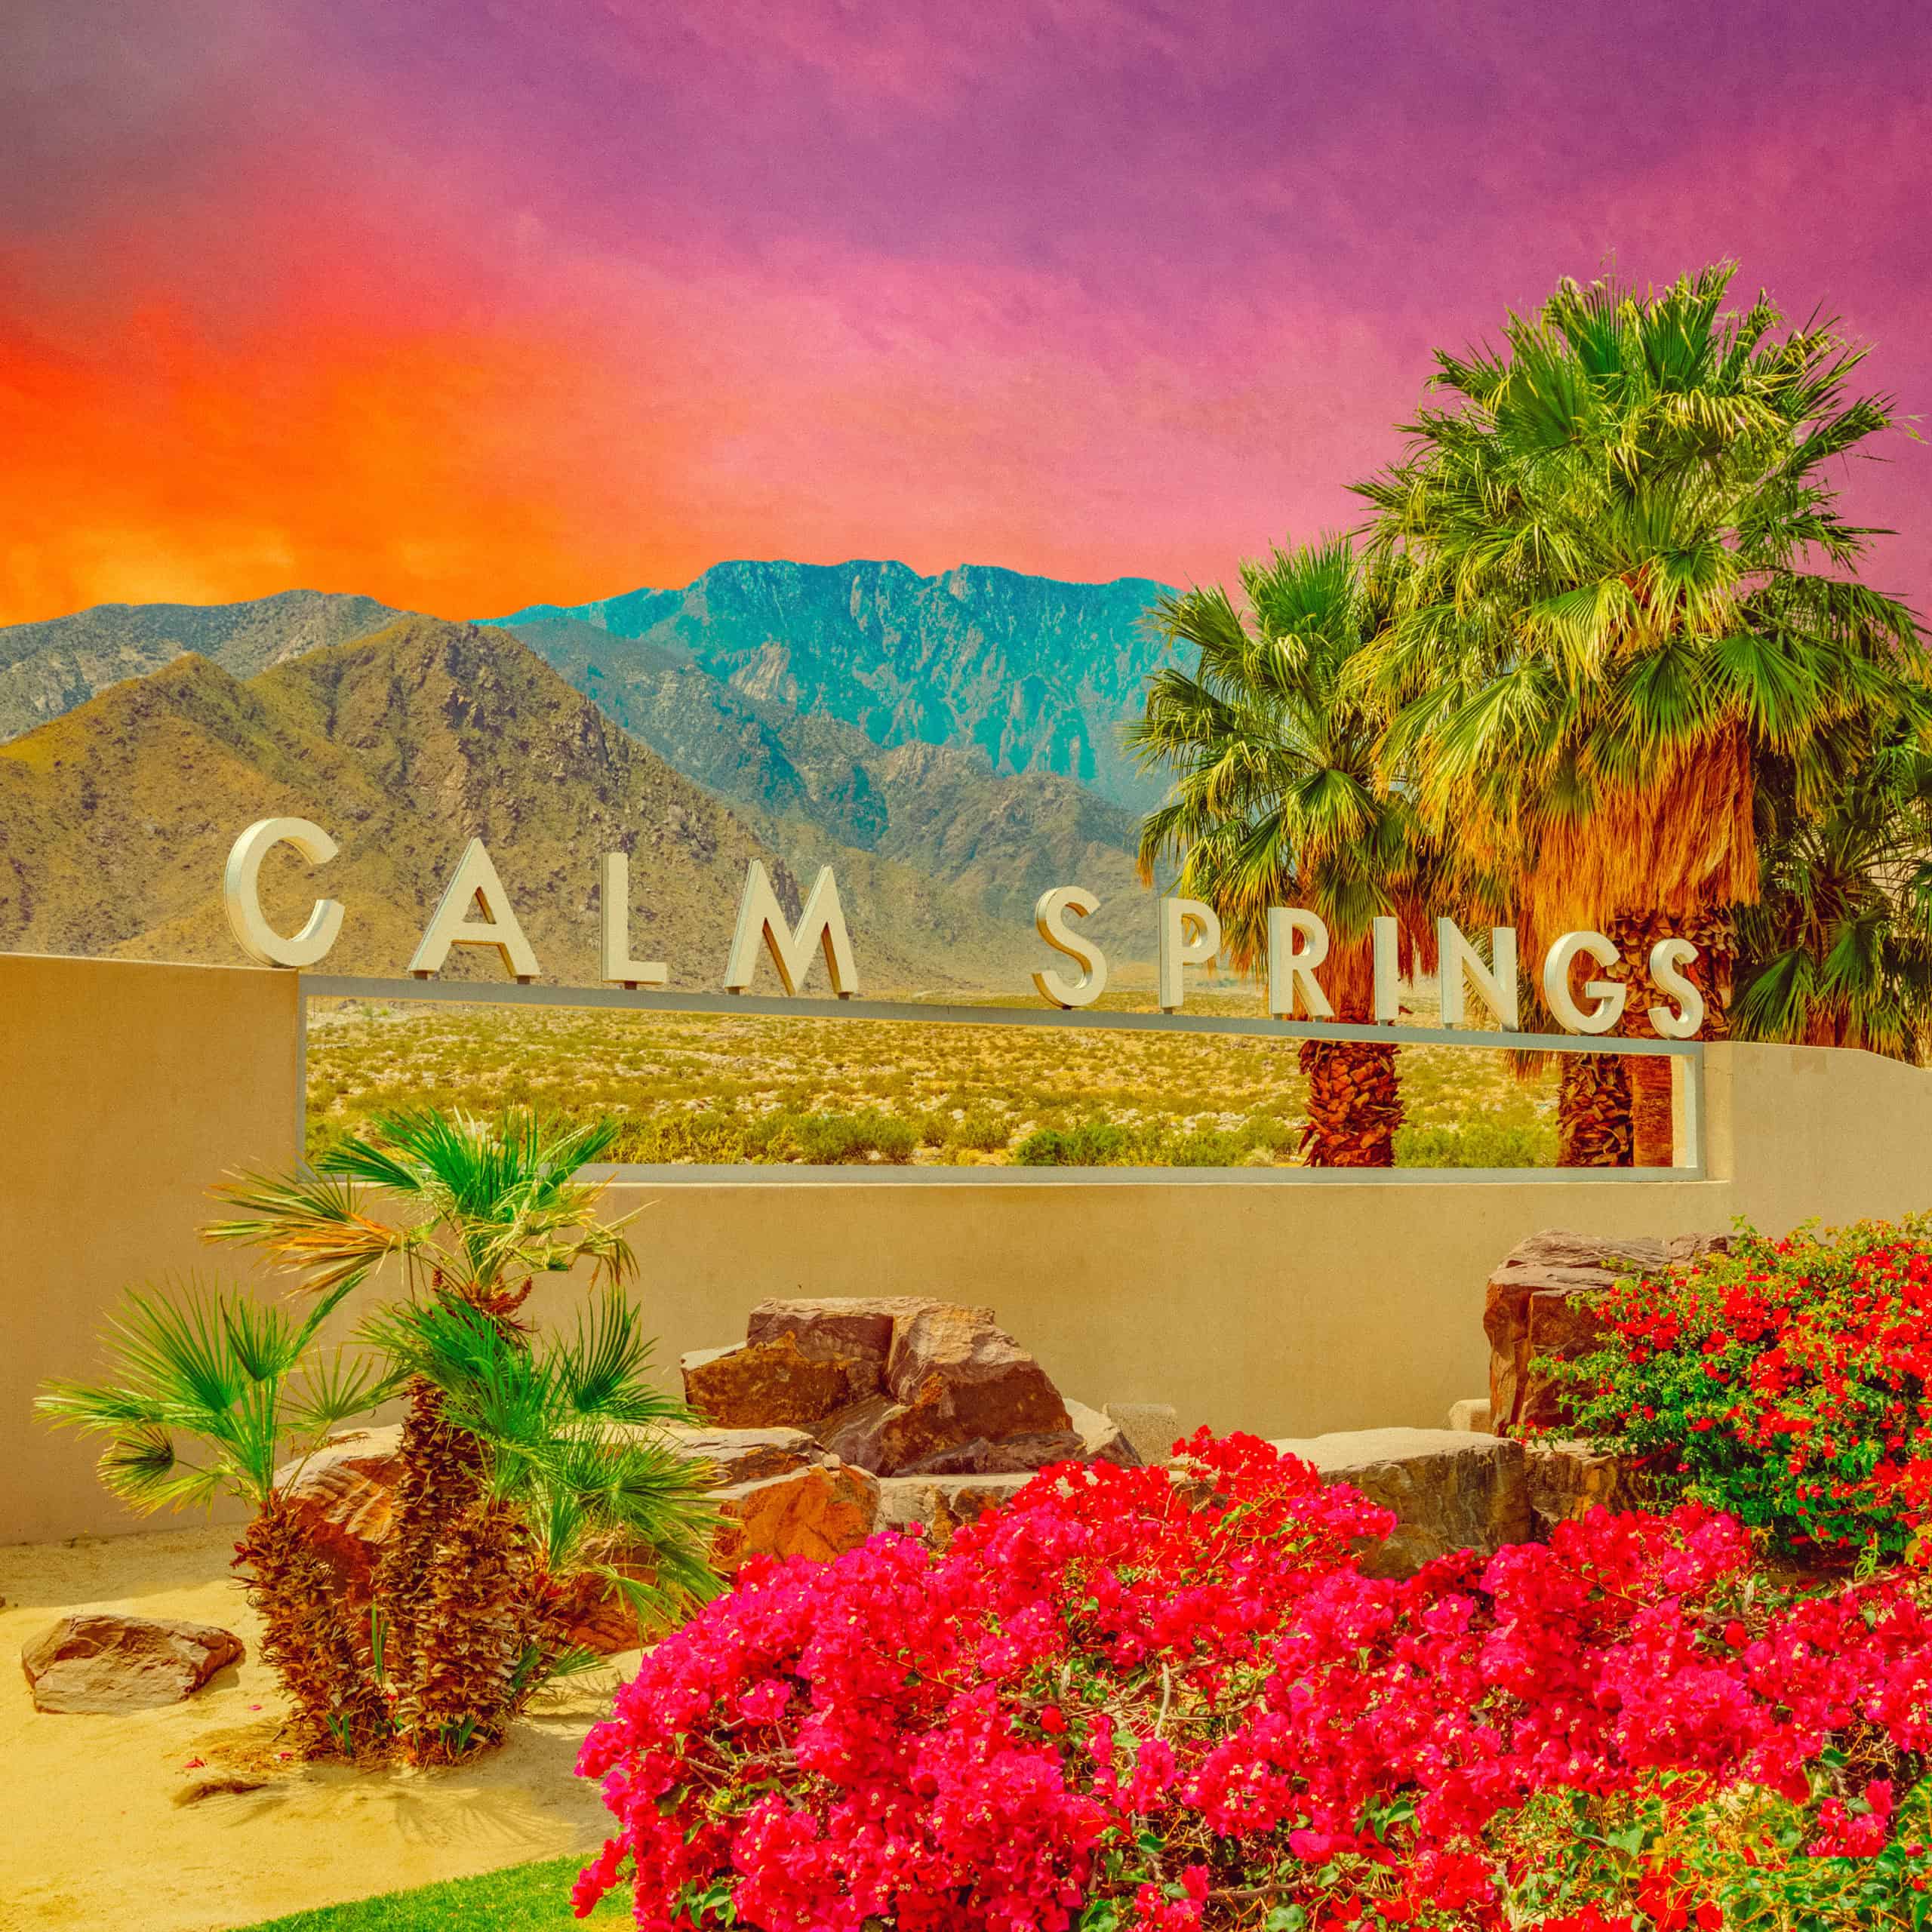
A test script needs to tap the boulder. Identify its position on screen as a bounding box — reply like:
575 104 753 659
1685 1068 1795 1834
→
1067 1399 1142 1468
681 1333 876 1429
688 1300 1150 1482
270 1424 406 1599
1524 1439 1647 1537
748 1296 989 1364
561 1563 660 1657
1104 1402 1183 1465
882 1303 1072 1456
877 1472 1033 1549
712 1462 880 1571
1484 1229 1730 1435
1447 1398 1494 1435
658 1423 823 1487
1268 1428 1531 1579
776 1301 1080 1475
815 1392 1081 1477
22 1614 244 1714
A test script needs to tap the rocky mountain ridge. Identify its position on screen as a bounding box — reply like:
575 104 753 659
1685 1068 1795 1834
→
486 558 1174 810
0 617 1039 989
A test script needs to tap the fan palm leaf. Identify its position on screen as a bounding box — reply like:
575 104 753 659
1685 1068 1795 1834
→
1351 263 1927 1161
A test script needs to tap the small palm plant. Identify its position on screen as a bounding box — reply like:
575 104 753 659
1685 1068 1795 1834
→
204 1108 658 1747
36 1280 398 1757
361 1291 718 1760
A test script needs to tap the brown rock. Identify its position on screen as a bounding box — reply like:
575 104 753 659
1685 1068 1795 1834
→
1524 1439 1649 1538
712 1462 880 1571
1447 1398 1494 1434
560 1549 668 1657
657 1423 823 1487
1066 1400 1142 1468
22 1614 244 1713
885 1303 1070 1442
800 1306 1077 1475
1268 1428 1531 1579
681 1334 874 1429
271 1424 406 1600
877 1472 1032 1549
922 1429 1084 1475
816 1393 907 1469
1484 1230 1730 1435
748 1297 988 1365
1103 1402 1182 1465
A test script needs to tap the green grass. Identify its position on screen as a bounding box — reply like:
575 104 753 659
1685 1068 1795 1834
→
236 1854 623 1930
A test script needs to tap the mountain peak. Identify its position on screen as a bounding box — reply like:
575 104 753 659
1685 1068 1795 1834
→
482 558 1171 808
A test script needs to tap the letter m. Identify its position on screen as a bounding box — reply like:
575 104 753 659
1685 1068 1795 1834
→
722 860 859 998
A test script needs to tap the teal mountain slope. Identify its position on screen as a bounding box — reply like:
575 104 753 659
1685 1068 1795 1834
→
502 611 1154 956
484 558 1175 811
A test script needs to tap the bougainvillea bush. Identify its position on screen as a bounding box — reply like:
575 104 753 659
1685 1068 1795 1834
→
574 1432 1932 1931
1551 1217 1932 1561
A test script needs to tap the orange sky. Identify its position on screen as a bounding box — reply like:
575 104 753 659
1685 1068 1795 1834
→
3 0 1927 626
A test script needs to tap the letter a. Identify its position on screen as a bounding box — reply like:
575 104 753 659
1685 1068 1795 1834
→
408 838 541 982
723 860 859 997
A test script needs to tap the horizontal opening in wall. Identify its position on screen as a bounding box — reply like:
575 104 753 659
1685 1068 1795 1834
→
301 980 1700 1178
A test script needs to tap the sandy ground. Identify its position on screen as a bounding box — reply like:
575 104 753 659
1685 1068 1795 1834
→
1 1523 630 1932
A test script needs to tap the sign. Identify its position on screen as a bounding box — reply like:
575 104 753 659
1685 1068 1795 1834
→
220 817 1705 1039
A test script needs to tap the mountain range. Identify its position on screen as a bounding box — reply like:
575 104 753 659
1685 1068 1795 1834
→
0 563 1179 986
0 617 1029 987
485 559 1173 811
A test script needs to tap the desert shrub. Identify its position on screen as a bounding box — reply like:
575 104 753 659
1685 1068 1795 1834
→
608 1109 758 1164
574 1431 1932 1930
1395 1119 1557 1168
761 1109 918 1164
1015 1117 1290 1168
1550 1217 1932 1562
1165 1127 1244 1167
947 1105 1013 1152
1236 1115 1297 1156
1014 1118 1144 1165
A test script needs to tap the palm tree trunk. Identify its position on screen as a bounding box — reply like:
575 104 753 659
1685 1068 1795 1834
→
370 1374 487 1734
1581 909 1734 1167
1298 1038 1402 1166
1557 1054 1632 1166
235 1497 392 1760
405 1495 531 1763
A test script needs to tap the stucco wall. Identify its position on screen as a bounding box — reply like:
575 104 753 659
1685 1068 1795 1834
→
0 955 301 1543
6 954 1932 1543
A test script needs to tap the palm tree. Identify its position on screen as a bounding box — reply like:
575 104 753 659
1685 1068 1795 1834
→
38 1274 716 1764
362 1291 718 1758
1734 732 1932 1059
1129 538 1444 1166
201 1107 697 1759
37 1281 398 1758
1352 263 1927 1163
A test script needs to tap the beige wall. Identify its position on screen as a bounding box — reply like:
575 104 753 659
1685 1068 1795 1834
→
548 1042 1932 1447
6 954 1932 1543
1 955 300 1543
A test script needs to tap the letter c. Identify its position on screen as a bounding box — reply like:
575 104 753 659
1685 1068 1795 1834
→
223 818 345 968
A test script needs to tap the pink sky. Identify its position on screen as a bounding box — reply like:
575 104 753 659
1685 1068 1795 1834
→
2 0 1927 623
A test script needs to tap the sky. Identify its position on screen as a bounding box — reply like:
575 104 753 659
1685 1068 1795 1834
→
2 0 1929 627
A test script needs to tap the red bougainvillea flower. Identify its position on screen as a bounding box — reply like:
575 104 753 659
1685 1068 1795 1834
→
573 1429 1932 1929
